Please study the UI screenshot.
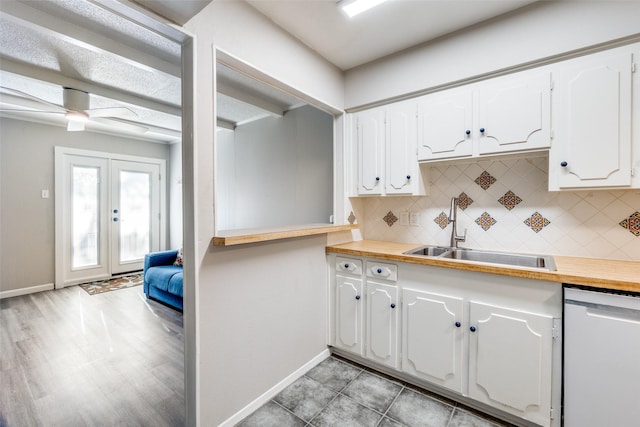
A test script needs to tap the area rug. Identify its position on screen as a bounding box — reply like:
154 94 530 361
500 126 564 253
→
79 273 143 295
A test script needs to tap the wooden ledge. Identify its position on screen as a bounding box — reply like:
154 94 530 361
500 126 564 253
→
213 224 358 246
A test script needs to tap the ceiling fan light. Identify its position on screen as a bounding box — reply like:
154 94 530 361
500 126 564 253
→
338 0 388 18
65 110 89 123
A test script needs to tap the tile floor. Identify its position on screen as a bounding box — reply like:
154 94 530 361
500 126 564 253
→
237 356 514 427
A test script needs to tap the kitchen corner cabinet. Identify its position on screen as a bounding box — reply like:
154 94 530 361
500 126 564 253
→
549 47 636 190
417 70 551 161
334 257 364 354
353 101 427 196
332 257 400 366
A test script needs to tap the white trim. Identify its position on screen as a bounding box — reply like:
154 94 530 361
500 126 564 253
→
218 348 331 427
0 283 54 299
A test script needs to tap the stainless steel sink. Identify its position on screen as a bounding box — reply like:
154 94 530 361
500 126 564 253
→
404 246 556 271
405 245 451 257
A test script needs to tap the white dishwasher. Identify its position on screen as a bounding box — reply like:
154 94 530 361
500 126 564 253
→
564 287 640 426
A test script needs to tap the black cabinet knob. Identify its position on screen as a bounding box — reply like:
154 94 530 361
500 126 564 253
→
377 268 382 274
406 175 411 180
465 129 471 135
375 176 380 181
479 128 485 133
344 263 349 269
355 295 361 300
390 303 396 309
560 161 568 167
470 326 477 332
113 218 119 222
455 322 461 328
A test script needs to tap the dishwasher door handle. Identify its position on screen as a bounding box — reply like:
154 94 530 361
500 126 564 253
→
565 299 640 323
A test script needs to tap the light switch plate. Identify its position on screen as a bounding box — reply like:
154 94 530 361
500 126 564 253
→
41 189 49 199
399 212 409 226
410 212 419 226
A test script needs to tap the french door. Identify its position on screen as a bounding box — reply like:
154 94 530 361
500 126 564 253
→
55 148 164 288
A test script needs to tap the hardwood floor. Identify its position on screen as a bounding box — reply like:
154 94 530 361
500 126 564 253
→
0 285 184 426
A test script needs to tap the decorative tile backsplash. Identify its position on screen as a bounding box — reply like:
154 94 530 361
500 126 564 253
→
349 156 640 261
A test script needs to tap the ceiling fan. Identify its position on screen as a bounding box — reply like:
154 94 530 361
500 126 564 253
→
0 86 147 133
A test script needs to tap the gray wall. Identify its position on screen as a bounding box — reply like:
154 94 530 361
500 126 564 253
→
0 118 174 293
216 105 333 230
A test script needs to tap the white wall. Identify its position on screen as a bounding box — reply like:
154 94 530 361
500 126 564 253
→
0 118 172 294
201 236 328 424
184 2 344 425
345 1 640 108
169 141 183 249
217 105 333 230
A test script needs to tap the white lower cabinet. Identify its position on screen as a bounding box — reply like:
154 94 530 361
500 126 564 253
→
329 254 562 427
468 301 554 427
335 275 363 354
401 289 464 393
365 281 399 368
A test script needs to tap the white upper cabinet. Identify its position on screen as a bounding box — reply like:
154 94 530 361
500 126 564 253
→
385 102 420 195
355 107 385 195
416 86 473 160
549 47 636 190
477 72 551 155
417 70 551 161
353 101 427 196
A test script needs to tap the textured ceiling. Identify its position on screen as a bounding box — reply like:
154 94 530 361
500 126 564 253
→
0 0 306 142
0 0 184 143
1 0 546 142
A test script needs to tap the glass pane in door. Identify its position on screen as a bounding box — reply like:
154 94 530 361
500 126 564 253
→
72 166 100 269
119 170 151 262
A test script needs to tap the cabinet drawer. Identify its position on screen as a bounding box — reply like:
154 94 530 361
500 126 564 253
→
366 261 398 281
336 257 362 275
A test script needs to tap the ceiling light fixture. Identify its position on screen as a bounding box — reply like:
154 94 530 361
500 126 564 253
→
65 110 89 122
338 0 389 18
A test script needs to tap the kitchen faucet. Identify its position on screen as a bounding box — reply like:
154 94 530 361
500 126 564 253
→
448 197 466 248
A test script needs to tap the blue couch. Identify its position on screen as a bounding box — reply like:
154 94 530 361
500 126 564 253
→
143 249 183 311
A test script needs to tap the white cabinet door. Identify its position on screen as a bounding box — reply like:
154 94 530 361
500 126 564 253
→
385 102 417 195
366 281 399 368
356 108 384 195
417 87 473 160
477 72 551 155
401 288 464 393
335 275 364 355
468 301 554 427
417 70 551 161
550 50 633 189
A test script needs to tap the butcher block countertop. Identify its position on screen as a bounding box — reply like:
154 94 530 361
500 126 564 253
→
326 240 640 293
213 223 357 246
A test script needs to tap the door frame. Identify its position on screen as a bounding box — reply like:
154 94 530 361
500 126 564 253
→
54 146 166 288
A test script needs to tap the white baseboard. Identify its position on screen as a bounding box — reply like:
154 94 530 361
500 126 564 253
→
219 348 331 427
0 283 54 299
